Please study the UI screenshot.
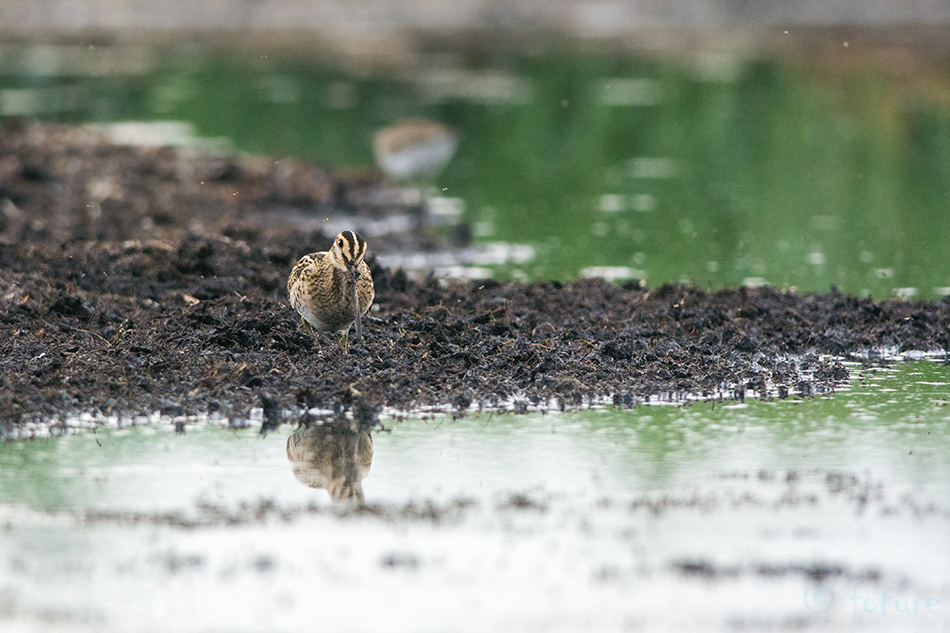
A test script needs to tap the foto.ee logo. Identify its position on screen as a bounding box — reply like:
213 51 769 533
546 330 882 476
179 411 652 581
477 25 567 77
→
803 580 941 621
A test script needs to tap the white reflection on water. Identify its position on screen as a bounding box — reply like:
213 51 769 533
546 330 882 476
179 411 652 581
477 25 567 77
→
377 241 536 280
580 265 645 281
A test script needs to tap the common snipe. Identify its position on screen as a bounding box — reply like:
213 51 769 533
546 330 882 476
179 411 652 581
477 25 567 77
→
287 230 374 346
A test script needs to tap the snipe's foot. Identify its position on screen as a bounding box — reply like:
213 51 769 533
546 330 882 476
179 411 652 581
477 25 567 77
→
300 318 315 338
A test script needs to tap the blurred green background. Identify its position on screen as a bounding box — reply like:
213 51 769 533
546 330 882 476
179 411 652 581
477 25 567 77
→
2 40 949 296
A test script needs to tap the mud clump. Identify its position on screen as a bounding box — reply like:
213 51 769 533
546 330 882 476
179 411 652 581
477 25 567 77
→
1 121 948 432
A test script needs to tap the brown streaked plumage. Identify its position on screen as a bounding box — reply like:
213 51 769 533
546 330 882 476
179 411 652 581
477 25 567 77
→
287 230 374 346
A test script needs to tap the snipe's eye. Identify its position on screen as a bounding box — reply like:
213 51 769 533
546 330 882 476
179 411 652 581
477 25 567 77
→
337 239 344 248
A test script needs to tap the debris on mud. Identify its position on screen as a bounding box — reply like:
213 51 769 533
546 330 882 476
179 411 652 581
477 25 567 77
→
1 120 948 434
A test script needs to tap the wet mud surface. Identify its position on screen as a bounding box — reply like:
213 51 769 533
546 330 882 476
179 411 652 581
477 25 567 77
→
70 466 935 530
2 121 949 433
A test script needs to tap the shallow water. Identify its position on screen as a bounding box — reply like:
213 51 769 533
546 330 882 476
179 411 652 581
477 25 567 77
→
1 360 948 631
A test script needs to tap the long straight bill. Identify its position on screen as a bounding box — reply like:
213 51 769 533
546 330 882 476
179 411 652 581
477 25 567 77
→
351 279 363 341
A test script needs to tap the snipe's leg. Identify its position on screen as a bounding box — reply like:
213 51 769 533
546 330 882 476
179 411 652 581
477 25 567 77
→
337 329 350 352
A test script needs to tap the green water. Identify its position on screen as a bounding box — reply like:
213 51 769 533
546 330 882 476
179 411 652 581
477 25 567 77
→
1 360 948 508
2 42 950 295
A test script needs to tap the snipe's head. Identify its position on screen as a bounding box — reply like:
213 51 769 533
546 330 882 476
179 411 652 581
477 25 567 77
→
326 231 367 274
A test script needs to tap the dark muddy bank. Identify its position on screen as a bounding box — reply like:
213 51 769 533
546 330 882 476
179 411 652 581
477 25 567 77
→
1 121 948 434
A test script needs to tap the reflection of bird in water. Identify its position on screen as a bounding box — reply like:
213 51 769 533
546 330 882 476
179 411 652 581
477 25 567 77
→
286 421 373 502
287 230 374 348
373 120 459 183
